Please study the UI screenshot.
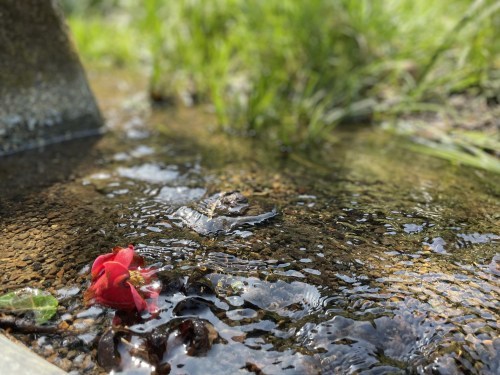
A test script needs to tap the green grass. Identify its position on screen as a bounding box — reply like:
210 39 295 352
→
385 120 500 173
62 0 499 169
67 16 143 67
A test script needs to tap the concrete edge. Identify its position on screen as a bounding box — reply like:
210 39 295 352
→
0 334 67 374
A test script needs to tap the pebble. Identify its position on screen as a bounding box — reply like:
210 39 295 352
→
14 260 27 268
32 261 42 270
43 345 55 356
55 358 73 372
61 313 73 322
17 232 29 240
47 212 59 220
58 321 70 330
16 275 31 283
82 355 94 371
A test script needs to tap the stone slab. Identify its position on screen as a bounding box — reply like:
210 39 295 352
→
0 334 66 374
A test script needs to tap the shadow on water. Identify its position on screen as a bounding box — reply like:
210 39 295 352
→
0 136 101 200
0 70 499 374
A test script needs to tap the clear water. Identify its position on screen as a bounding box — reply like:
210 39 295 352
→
0 71 498 374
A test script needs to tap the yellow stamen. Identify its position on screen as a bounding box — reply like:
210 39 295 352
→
129 270 146 287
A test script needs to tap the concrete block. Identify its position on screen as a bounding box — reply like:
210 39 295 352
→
0 0 102 156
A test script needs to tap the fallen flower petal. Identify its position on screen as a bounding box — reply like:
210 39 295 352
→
84 245 159 313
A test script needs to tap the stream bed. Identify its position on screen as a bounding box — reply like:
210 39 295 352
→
0 71 498 374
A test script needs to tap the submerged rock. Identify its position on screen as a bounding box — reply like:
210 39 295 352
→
97 328 126 372
196 191 250 217
172 191 277 235
176 318 219 356
98 317 219 373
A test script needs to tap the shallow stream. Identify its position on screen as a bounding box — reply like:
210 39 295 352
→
0 71 498 374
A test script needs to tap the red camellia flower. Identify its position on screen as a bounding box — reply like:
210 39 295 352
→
84 245 159 313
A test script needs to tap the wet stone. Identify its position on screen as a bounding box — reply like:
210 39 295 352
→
172 191 277 236
17 231 29 240
14 260 27 268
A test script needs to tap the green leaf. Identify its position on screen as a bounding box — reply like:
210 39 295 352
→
0 288 58 324
406 138 500 174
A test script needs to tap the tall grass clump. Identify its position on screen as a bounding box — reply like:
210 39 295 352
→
62 0 500 146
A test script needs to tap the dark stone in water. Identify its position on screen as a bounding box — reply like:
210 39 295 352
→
100 317 220 372
172 297 217 317
177 318 218 356
184 269 215 296
97 328 124 372
157 271 186 294
145 329 169 366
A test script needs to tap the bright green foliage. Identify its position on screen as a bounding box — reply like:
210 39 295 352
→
408 141 500 174
62 0 499 147
0 288 59 324
67 17 142 67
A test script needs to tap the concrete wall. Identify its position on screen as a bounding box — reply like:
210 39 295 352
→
0 0 102 155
